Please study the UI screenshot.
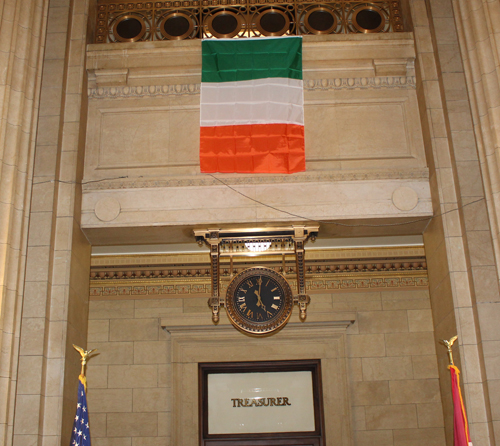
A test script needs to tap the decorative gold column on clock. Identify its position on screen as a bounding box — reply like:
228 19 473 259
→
194 225 319 333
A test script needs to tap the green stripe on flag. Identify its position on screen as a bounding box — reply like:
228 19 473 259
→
202 37 302 83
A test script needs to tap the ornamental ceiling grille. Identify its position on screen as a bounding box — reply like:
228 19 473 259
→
95 0 404 43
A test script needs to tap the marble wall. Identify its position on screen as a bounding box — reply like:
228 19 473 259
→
86 288 445 446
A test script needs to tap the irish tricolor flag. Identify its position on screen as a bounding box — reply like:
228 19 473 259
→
200 37 305 174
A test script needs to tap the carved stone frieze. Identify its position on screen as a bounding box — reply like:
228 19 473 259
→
87 76 416 100
304 76 416 90
88 83 200 99
89 247 428 299
82 168 429 191
89 273 428 299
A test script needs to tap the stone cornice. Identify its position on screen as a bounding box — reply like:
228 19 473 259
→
82 168 429 191
87 76 416 99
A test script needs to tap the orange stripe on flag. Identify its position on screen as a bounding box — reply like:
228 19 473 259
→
200 123 305 174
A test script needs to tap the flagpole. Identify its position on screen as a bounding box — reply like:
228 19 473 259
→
70 345 96 446
440 336 472 446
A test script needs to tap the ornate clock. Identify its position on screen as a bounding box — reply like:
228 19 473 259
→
225 266 293 335
194 226 319 335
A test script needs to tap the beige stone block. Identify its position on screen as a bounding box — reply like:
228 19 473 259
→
44 33 67 60
348 358 363 382
27 211 53 246
308 294 333 311
89 413 107 437
351 406 366 431
354 430 393 446
37 115 61 146
13 395 41 434
134 299 183 318
389 379 441 404
110 319 159 341
467 231 496 267
88 320 110 342
425 246 450 297
407 309 434 332
451 131 478 163
108 365 158 388
418 53 439 81
157 411 171 438
347 334 386 357
94 439 132 446
86 365 108 389
132 438 169 446
16 355 43 394
134 341 168 364
414 26 434 53
89 300 134 319
412 355 439 379
482 341 500 380
433 17 459 44
357 311 409 333
19 318 46 355
88 388 132 413
471 266 500 303
107 413 158 437
133 388 169 412
42 396 62 436
22 281 48 318
365 404 417 430
416 403 444 428
183 297 209 313
47 320 66 358
385 332 436 356
25 246 50 282
45 358 65 396
392 428 445 446
437 44 465 73
12 435 38 446
90 342 134 365
382 298 430 311
351 381 390 406
362 356 413 381
429 276 455 326
487 379 500 421
47 6 69 33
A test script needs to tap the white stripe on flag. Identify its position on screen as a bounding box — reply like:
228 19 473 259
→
200 77 304 127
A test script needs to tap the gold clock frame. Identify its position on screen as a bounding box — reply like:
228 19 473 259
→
225 266 294 335
194 225 319 329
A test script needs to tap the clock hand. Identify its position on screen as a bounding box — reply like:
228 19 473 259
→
253 290 266 312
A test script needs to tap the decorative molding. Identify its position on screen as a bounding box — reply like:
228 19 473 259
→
89 273 428 298
87 76 416 99
82 168 429 191
88 83 200 99
304 76 416 91
90 246 426 268
89 243 428 299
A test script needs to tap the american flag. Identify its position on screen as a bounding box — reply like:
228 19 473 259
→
70 377 91 446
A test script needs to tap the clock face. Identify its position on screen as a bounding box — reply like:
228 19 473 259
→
225 267 293 335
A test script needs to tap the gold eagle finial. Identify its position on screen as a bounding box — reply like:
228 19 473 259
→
73 344 97 377
440 336 458 365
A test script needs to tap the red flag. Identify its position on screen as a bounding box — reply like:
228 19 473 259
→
449 365 472 446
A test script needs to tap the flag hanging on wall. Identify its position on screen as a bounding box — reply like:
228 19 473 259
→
200 37 305 174
69 375 91 446
449 365 473 446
